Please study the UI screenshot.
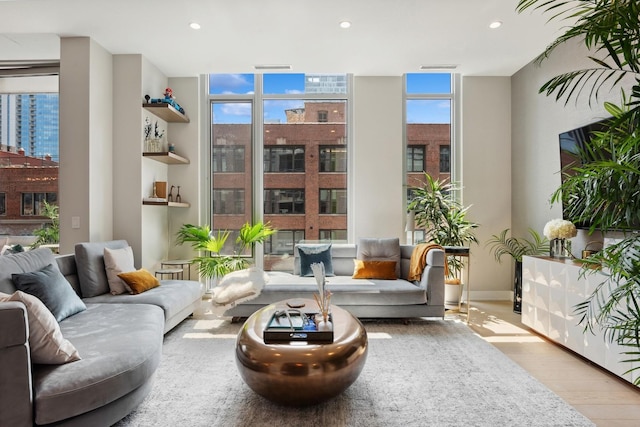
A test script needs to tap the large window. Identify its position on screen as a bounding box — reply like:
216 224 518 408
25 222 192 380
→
209 73 349 271
319 229 347 241
405 73 453 243
0 84 59 237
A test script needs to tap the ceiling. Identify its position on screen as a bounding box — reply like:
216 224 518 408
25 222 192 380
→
0 0 566 77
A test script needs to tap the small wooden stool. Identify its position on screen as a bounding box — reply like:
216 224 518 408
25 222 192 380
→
155 268 183 280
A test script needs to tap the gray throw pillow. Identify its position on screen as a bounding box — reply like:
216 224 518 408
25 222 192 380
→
12 263 87 322
297 244 334 277
357 238 401 278
75 240 129 297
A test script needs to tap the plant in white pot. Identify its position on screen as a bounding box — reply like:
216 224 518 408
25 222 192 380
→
407 174 479 306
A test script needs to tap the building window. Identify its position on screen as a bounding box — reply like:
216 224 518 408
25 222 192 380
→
266 230 305 255
21 192 56 216
407 145 425 172
319 229 347 241
213 189 244 214
264 189 305 214
0 193 5 215
319 146 347 172
318 110 328 123
439 145 451 173
319 189 347 214
212 146 245 172
264 146 305 172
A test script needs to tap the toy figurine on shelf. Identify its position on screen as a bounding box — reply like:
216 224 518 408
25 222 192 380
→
145 87 185 114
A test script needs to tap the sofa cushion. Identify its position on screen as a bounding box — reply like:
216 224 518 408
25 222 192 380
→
297 244 334 277
75 240 129 297
104 246 135 295
0 247 57 294
0 291 80 364
357 238 401 278
82 280 202 327
117 269 159 294
31 303 164 425
11 263 87 322
352 260 398 280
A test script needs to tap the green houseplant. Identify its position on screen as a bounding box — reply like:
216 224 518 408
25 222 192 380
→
486 228 549 313
518 0 640 382
31 201 59 249
407 174 479 304
176 221 276 279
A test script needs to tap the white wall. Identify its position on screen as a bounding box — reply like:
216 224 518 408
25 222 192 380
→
461 76 512 300
58 37 113 253
511 39 626 255
352 76 405 241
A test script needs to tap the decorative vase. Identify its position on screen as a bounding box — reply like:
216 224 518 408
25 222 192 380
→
317 319 333 331
550 238 571 258
513 260 522 314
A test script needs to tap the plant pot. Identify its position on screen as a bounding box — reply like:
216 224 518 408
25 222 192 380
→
444 282 462 307
513 260 522 314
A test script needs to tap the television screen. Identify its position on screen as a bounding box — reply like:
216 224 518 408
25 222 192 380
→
558 118 611 228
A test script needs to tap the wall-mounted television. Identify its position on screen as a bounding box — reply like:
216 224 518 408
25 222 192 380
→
558 117 612 229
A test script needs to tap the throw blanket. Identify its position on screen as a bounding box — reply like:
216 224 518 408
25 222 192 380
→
408 243 446 282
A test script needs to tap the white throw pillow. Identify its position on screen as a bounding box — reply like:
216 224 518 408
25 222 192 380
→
104 246 135 294
211 267 269 306
0 291 81 364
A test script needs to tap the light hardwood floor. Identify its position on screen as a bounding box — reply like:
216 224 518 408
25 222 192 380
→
454 301 640 427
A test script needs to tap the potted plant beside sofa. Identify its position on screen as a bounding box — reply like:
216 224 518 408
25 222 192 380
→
408 174 479 307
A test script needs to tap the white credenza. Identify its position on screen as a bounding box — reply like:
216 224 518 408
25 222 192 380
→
522 255 639 386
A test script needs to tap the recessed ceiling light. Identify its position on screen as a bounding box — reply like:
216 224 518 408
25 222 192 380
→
339 21 351 29
489 21 502 29
189 22 201 30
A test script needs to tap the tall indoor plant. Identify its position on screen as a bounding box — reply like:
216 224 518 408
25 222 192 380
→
486 228 549 313
408 174 479 303
518 0 640 382
176 221 276 279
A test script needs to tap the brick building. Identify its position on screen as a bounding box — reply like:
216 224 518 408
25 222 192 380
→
212 101 450 266
0 150 58 235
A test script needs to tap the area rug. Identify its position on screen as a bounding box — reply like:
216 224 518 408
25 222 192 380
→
115 317 594 427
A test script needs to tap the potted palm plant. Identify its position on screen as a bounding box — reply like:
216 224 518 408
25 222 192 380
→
408 174 479 306
486 228 549 314
176 221 276 280
518 0 640 382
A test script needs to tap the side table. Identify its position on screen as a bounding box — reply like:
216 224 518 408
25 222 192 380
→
160 259 193 280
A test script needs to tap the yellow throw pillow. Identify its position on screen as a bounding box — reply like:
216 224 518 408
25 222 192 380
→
352 260 398 280
117 269 160 294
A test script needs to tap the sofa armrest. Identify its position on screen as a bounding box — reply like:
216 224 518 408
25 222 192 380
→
0 302 34 427
418 249 445 306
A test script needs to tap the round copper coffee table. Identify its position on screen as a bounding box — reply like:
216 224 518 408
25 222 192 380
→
235 299 368 406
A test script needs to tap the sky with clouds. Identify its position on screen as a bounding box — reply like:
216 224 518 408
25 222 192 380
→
209 73 451 124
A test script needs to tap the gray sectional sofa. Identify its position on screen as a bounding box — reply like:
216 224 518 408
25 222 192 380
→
223 240 446 319
0 241 202 427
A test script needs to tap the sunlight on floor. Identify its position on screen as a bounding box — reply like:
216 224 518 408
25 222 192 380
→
367 332 392 339
193 319 227 330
